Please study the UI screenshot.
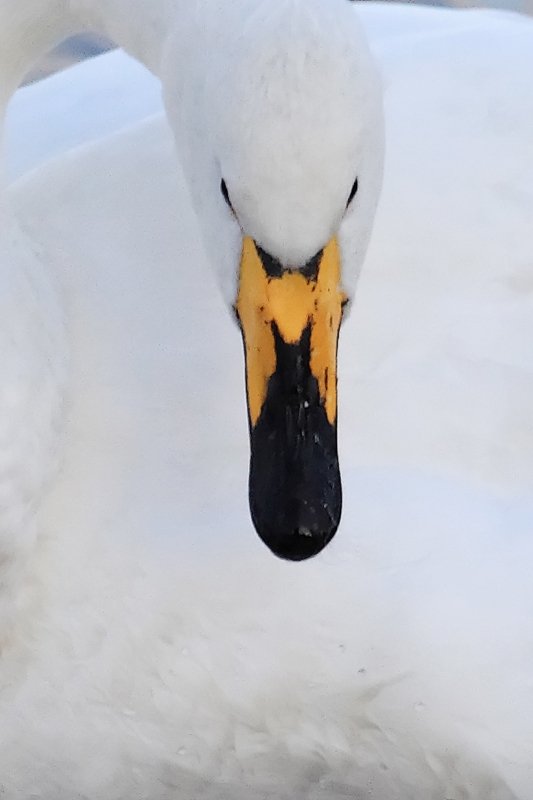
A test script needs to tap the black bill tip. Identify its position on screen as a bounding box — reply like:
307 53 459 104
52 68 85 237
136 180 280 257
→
251 502 341 562
248 323 342 561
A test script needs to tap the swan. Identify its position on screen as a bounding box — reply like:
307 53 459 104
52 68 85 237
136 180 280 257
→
1 0 384 563
2 0 533 798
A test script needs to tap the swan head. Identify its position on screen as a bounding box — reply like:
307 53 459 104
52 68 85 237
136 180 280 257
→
162 0 384 560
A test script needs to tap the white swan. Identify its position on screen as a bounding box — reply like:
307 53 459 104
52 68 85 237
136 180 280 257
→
2 0 384 562
2 0 533 798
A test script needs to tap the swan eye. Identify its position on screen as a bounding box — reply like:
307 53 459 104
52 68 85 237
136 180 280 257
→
220 179 233 210
346 177 358 208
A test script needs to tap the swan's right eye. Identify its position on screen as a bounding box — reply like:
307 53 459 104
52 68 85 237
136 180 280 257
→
220 179 233 210
346 177 358 209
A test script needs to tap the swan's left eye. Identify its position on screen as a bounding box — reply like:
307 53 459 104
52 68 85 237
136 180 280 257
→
220 179 233 210
346 177 358 208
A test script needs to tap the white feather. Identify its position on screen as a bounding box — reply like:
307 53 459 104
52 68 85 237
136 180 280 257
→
0 1 532 798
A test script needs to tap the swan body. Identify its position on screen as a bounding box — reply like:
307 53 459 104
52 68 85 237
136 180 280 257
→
1 1 533 797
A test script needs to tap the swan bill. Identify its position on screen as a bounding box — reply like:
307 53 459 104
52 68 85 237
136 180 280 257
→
235 237 345 560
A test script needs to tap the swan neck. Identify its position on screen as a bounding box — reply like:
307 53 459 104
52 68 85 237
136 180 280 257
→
70 0 179 75
0 1 77 104
0 0 178 107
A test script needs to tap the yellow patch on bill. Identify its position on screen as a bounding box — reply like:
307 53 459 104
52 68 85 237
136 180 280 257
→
235 236 345 426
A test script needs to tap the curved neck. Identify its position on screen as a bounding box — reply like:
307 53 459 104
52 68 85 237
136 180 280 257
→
0 0 180 191
0 1 72 107
70 0 179 74
0 0 178 106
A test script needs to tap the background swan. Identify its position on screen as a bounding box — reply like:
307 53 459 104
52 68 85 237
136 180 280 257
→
1 0 533 798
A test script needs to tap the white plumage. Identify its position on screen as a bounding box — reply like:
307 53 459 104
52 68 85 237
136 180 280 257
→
1 1 533 797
